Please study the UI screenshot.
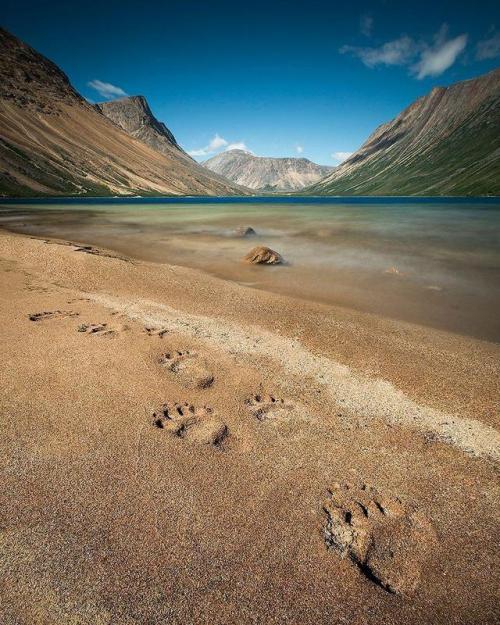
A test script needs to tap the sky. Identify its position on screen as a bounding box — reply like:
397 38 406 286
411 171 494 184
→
2 0 500 165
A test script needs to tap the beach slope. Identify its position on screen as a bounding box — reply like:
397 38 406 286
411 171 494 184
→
0 230 499 624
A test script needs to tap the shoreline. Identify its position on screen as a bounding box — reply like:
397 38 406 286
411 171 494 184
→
1 229 499 624
2 194 500 202
1 201 499 344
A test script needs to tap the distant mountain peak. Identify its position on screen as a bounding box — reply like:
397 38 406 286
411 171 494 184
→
0 27 246 197
203 149 333 191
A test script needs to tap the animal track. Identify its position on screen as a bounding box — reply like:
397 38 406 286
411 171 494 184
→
323 483 437 595
159 350 214 389
24 284 50 293
145 326 169 338
29 310 79 322
152 402 228 448
77 323 115 336
245 393 292 421
160 350 193 367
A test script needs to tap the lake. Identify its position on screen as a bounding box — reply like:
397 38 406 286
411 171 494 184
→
1 196 499 342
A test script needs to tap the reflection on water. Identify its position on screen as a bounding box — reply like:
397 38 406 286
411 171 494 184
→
1 197 499 342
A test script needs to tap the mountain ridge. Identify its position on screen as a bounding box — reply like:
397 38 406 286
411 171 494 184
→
305 69 500 196
0 28 245 197
95 94 247 193
203 149 334 191
96 95 192 161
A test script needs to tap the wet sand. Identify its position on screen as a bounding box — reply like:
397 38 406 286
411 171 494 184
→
1 198 499 342
0 230 499 625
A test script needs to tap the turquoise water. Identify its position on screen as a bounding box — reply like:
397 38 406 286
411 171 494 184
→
1 197 499 341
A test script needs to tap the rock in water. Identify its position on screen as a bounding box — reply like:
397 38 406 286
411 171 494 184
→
234 226 257 237
243 246 283 265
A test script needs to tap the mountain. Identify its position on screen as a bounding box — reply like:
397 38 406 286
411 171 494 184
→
306 69 500 196
203 149 334 191
96 95 192 162
95 95 245 191
0 28 244 197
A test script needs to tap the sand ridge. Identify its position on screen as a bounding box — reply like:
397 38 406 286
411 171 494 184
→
87 292 500 462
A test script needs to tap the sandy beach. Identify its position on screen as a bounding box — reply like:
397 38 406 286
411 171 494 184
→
1 229 499 624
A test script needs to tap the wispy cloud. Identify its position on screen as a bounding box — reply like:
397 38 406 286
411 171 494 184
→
340 24 467 79
296 145 304 154
226 141 252 152
476 30 500 60
188 133 228 156
188 134 251 157
340 36 416 68
87 79 128 99
331 151 353 164
360 14 373 37
413 26 468 79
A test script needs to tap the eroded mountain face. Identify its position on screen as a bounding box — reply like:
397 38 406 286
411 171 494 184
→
0 28 86 114
203 149 334 192
0 28 245 197
96 96 192 161
306 69 500 196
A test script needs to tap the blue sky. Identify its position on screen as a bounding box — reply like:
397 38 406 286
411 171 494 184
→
2 0 500 165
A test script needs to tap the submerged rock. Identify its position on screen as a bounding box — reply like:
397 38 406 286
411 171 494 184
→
234 226 257 237
243 246 283 265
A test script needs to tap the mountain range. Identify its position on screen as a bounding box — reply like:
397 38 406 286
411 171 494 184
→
0 28 243 197
306 69 500 196
203 149 333 191
0 26 498 198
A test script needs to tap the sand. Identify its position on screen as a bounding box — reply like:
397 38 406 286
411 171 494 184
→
0 230 499 625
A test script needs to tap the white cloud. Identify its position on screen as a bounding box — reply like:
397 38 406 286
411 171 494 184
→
225 141 252 152
360 14 373 37
208 133 228 150
87 79 128 99
188 148 210 157
188 134 251 157
413 27 468 79
296 145 304 154
340 24 467 79
476 31 500 60
340 36 416 68
188 133 228 156
331 151 353 164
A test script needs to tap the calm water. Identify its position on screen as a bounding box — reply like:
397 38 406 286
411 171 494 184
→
1 197 499 342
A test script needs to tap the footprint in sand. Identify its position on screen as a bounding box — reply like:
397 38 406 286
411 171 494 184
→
323 483 437 595
152 402 228 448
159 350 214 389
24 284 51 293
245 393 292 421
29 310 79 322
77 323 118 336
145 326 169 338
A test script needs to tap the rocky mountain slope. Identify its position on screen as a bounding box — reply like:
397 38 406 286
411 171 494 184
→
0 28 244 197
203 149 333 191
306 69 500 196
96 95 192 162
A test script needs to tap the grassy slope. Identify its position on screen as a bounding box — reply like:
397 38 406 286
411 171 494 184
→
306 96 500 197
